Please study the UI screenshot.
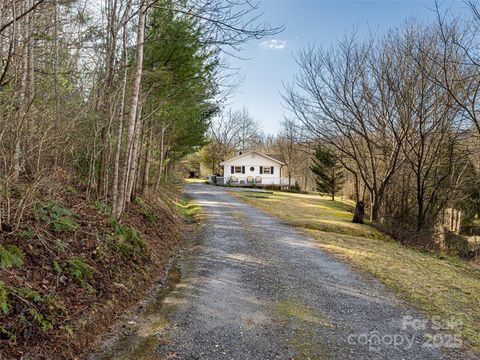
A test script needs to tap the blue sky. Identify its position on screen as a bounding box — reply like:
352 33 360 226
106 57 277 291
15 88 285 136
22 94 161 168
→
227 0 465 134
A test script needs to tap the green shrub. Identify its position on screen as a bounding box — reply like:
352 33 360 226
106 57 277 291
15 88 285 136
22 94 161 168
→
52 217 79 232
0 245 24 269
13 287 66 328
137 199 157 225
36 200 70 221
19 229 36 239
444 230 471 258
53 260 62 273
43 294 67 316
67 257 95 286
53 240 69 253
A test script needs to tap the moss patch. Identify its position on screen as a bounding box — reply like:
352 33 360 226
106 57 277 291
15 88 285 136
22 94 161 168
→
176 196 201 222
273 299 332 358
275 299 331 327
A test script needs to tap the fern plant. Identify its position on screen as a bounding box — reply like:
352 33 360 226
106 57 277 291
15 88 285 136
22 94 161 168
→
29 308 53 332
67 257 95 286
137 199 157 225
0 245 24 269
110 220 148 259
0 325 16 343
0 282 9 315
93 200 111 215
36 200 79 232
15 287 42 303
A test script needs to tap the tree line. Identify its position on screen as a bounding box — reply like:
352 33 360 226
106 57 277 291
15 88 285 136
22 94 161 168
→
282 4 480 244
0 0 280 228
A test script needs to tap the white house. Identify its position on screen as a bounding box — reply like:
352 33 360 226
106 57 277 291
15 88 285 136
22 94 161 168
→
219 150 293 187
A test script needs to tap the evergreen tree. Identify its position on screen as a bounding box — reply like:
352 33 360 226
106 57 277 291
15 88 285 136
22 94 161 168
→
140 4 220 186
310 145 345 200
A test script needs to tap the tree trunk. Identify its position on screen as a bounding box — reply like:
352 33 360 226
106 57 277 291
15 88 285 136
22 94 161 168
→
53 0 60 167
25 0 35 177
111 0 132 215
98 0 118 199
114 0 146 219
331 170 335 201
127 102 143 202
97 126 108 197
141 122 153 193
13 2 28 181
353 172 359 203
370 201 379 223
370 183 387 223
352 201 365 224
155 123 167 191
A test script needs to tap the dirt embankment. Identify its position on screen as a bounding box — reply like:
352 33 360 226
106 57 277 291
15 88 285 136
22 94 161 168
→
0 182 183 359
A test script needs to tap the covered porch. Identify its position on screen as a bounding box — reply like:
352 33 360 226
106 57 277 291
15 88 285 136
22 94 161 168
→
221 176 295 188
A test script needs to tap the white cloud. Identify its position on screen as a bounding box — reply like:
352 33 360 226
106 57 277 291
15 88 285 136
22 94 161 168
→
259 39 287 50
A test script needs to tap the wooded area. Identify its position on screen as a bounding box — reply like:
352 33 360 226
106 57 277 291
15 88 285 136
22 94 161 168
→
0 0 280 225
282 5 480 247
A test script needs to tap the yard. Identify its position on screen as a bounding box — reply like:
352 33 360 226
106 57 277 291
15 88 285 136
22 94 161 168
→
232 190 480 354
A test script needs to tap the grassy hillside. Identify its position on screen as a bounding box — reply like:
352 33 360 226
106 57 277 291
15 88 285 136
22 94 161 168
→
233 190 480 354
0 181 184 358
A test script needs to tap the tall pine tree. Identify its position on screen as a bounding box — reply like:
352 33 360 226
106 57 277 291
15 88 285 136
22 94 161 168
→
310 145 345 201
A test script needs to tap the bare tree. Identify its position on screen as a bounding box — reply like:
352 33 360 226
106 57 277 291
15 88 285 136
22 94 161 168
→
114 0 147 219
234 107 261 152
276 118 300 187
431 1 480 137
283 34 409 222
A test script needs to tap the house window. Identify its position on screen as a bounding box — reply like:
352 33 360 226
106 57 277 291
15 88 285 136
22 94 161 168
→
234 166 242 173
250 166 255 172
263 167 271 174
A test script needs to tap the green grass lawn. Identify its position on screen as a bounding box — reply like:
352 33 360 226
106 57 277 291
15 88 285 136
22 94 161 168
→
242 191 386 239
233 190 480 354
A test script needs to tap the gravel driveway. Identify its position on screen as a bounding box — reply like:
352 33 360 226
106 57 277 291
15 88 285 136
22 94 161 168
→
152 184 474 359
157 184 476 359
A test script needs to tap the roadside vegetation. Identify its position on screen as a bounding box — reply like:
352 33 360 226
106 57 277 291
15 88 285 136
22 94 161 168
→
233 190 480 354
176 196 202 223
0 183 182 358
